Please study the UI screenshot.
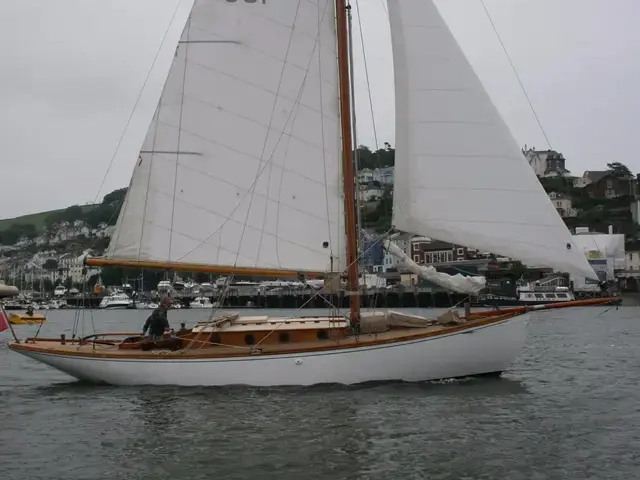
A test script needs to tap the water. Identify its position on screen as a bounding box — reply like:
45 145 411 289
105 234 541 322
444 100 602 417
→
1 306 639 480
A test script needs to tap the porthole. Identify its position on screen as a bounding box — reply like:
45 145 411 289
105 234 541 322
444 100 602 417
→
279 332 290 343
317 330 328 340
244 334 255 345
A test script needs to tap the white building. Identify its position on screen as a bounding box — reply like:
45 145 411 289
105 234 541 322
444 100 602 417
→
548 192 578 218
371 233 411 273
373 167 394 185
58 250 100 284
358 168 374 183
524 147 570 178
626 250 640 272
572 227 625 286
359 186 383 202
380 250 401 272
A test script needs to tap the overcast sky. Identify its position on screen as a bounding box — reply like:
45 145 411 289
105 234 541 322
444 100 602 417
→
0 0 638 219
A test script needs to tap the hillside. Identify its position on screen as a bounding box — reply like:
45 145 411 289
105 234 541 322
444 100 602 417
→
1 147 637 254
0 206 95 233
0 188 126 247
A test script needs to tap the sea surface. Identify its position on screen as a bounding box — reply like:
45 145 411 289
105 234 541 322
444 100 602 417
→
1 305 639 480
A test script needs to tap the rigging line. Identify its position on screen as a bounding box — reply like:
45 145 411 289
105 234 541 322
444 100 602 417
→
379 0 388 16
354 0 380 151
251 227 399 344
175 0 333 265
479 0 553 149
250 0 334 268
168 15 192 262
257 0 335 266
316 0 334 263
270 92 299 268
348 3 362 239
353 0 392 286
354 0 392 232
92 0 187 204
234 0 304 269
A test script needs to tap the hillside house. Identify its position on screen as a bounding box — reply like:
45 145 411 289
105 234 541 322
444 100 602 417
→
410 237 473 265
524 147 570 178
391 233 412 257
573 170 607 188
359 234 384 269
548 192 578 218
626 249 640 272
583 172 636 199
358 185 383 202
372 233 413 273
358 168 374 183
373 167 394 185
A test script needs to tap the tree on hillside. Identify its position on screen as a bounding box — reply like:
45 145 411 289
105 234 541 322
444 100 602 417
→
0 229 19 245
607 162 632 178
43 259 58 271
102 188 127 205
0 223 37 245
61 205 84 222
356 143 395 170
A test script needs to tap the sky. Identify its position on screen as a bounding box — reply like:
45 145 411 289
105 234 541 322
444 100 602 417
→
0 0 638 219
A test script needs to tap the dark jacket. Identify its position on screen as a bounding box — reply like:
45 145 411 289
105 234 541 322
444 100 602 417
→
143 307 170 337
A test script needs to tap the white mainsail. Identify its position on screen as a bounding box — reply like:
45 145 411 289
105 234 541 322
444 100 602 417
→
109 0 345 273
388 0 598 282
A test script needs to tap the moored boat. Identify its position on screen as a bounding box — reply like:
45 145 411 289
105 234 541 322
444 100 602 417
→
8 312 47 325
99 293 133 309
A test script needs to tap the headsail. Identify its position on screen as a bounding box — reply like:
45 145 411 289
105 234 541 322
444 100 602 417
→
108 0 344 274
387 0 597 281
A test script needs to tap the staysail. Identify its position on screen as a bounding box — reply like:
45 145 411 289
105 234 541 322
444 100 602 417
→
383 237 486 294
108 0 345 273
388 0 597 281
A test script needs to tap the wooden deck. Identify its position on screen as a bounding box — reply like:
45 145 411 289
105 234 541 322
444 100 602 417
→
10 312 518 360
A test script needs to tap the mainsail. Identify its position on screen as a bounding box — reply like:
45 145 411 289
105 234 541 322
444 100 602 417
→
387 0 598 282
108 0 345 273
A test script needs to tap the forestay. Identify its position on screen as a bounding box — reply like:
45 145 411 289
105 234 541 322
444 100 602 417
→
388 0 597 280
108 0 345 273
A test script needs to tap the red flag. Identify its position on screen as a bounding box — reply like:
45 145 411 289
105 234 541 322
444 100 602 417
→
0 310 9 333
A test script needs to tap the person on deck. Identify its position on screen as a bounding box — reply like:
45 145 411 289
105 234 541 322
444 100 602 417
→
142 296 172 340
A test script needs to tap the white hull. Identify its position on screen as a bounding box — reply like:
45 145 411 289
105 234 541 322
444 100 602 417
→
12 314 530 387
100 303 132 309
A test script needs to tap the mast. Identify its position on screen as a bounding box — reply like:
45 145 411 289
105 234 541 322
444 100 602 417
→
335 0 360 324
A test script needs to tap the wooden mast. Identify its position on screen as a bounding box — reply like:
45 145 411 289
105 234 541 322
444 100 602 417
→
335 0 360 324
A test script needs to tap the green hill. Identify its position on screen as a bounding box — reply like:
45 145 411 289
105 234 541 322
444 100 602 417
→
0 188 127 246
0 206 95 233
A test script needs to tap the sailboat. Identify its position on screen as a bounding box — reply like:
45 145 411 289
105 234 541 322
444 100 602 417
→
8 0 616 386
